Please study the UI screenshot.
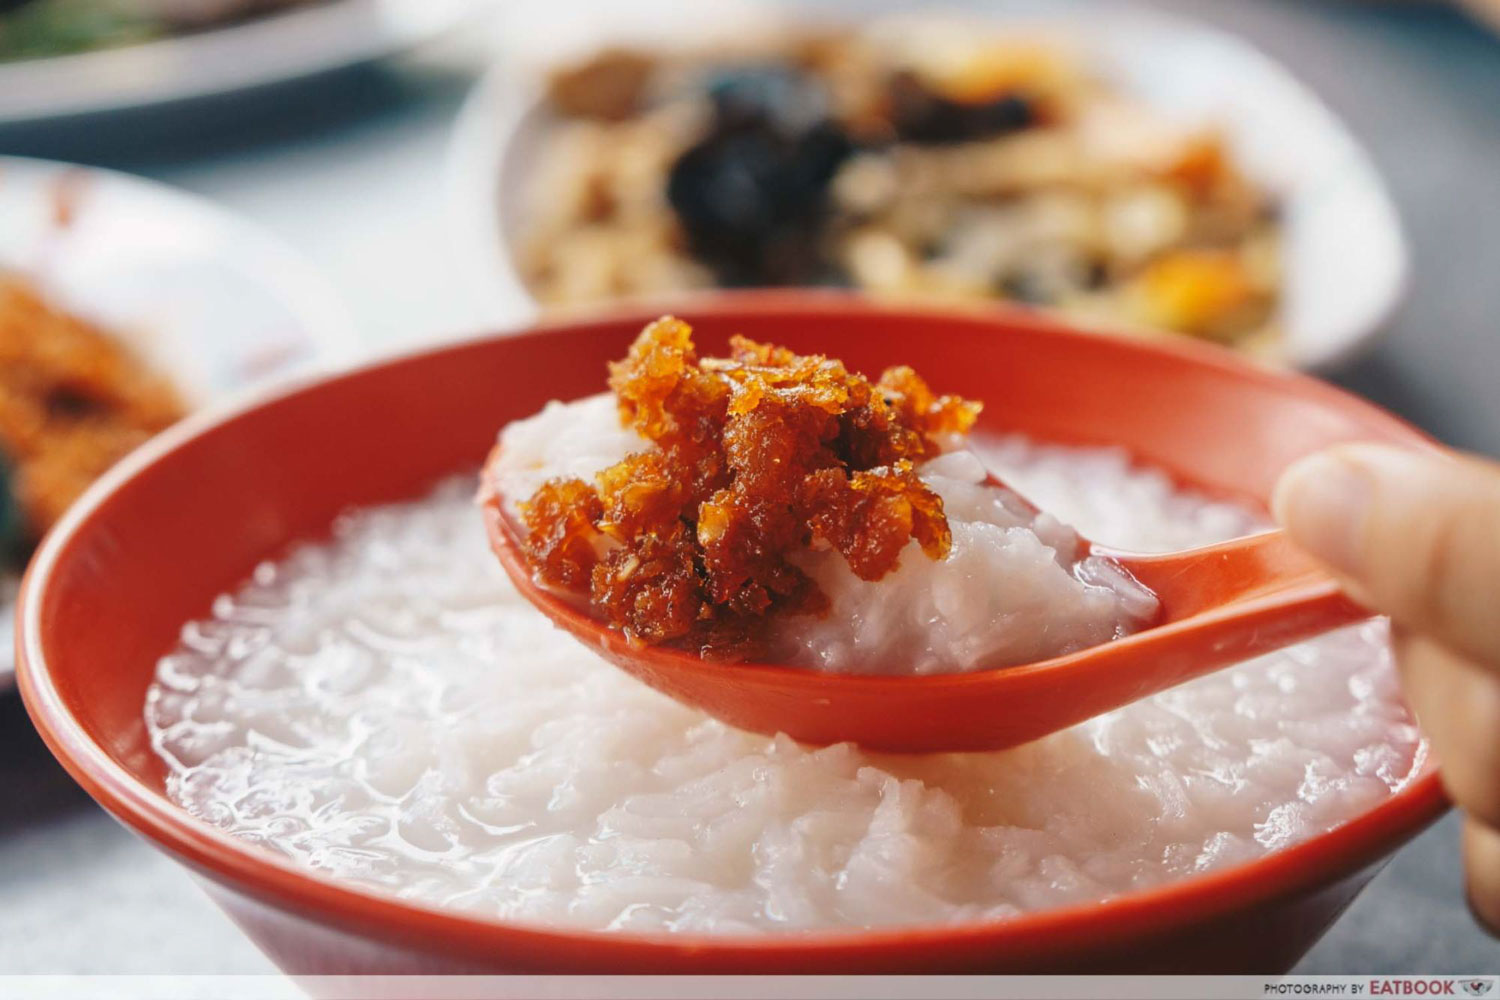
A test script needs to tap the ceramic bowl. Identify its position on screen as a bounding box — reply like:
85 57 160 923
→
17 292 1445 973
0 0 489 124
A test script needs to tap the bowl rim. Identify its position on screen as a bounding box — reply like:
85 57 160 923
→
16 291 1449 963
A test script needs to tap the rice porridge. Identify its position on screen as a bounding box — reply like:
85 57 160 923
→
144 437 1420 933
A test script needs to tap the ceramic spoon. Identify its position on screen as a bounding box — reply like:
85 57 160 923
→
481 460 1367 752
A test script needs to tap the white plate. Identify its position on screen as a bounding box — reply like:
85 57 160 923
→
0 0 490 124
0 155 357 689
447 1 1409 370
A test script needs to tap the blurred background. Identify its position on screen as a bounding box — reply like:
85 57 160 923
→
0 0 1497 976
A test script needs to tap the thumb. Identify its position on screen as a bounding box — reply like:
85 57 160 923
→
1272 442 1500 668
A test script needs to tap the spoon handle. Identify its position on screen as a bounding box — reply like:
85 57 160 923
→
1109 529 1366 624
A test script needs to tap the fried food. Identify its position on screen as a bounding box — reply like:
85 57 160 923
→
514 316 979 657
0 275 183 543
520 24 1282 354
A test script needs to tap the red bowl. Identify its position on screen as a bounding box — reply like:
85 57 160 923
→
17 292 1447 974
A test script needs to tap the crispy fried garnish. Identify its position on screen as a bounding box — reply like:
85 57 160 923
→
0 276 184 536
518 316 980 656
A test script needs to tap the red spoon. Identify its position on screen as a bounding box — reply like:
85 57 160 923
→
480 450 1368 753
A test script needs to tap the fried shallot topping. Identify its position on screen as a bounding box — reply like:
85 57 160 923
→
518 316 980 656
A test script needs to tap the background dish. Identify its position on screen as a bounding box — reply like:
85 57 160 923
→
0 0 488 124
447 2 1409 370
0 155 356 688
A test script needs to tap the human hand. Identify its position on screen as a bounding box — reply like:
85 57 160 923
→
1274 443 1500 935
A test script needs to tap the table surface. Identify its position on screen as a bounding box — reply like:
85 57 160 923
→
1 0 1498 976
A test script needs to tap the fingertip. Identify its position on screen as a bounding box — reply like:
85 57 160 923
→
1271 448 1375 577
1271 451 1334 526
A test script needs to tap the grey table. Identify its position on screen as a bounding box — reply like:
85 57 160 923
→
1 0 1497 977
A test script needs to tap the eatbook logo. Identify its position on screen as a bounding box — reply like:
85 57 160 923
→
1462 980 1495 997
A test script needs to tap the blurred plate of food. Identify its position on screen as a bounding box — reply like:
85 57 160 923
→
0 0 489 123
448 2 1408 369
0 155 355 688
